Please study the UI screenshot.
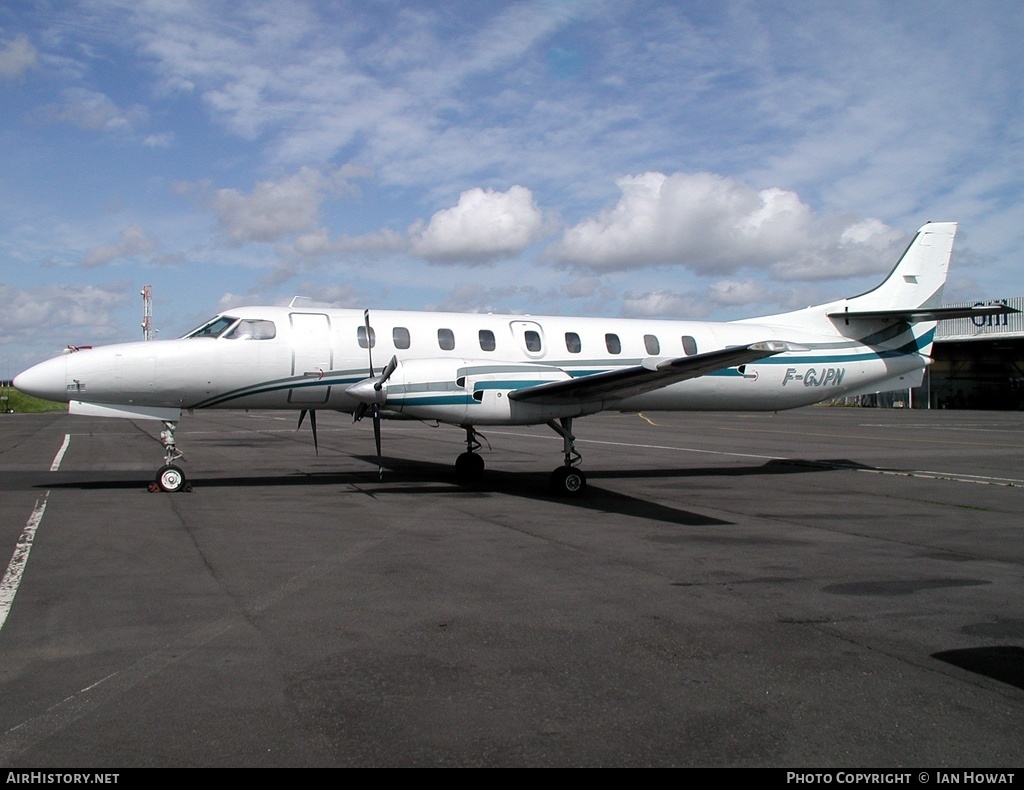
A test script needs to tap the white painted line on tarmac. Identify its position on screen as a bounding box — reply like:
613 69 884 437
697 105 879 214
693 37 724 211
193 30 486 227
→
485 427 785 461
486 429 1023 486
853 468 1024 486
0 493 48 634
577 436 784 461
50 434 71 471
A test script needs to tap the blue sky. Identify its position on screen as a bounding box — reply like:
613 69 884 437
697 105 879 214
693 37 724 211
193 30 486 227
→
2 0 1021 376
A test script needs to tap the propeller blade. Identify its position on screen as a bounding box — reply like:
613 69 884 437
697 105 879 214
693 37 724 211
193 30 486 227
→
352 402 369 423
298 409 319 455
365 308 384 480
363 308 374 375
372 404 383 481
376 355 398 390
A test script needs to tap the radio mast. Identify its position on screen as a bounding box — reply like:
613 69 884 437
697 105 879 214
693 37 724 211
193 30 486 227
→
141 285 153 341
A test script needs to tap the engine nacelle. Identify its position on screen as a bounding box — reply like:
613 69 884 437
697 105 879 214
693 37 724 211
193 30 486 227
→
382 358 591 424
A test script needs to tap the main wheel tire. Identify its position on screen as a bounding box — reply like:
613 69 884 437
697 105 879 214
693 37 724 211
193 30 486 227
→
156 464 186 493
549 466 586 496
455 452 485 481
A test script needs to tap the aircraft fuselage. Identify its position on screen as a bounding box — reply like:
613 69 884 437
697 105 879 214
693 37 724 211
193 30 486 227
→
16 305 929 425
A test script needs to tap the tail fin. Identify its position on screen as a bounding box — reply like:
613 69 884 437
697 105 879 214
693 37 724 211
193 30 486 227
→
823 222 956 360
739 221 1014 334
841 221 956 312
828 222 1015 326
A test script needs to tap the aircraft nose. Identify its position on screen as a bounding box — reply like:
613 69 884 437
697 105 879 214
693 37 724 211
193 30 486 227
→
13 355 68 402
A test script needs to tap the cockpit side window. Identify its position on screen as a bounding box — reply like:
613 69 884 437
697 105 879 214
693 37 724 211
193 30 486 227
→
185 315 239 338
225 319 277 340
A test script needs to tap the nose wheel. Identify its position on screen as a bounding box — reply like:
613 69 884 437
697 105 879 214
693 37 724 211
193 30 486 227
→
156 464 187 492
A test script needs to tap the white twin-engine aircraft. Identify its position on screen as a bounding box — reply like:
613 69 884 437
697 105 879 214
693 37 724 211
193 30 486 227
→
14 222 1013 495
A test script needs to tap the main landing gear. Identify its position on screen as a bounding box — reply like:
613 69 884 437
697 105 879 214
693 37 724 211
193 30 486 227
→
153 420 190 493
453 418 587 496
547 417 586 496
455 426 486 481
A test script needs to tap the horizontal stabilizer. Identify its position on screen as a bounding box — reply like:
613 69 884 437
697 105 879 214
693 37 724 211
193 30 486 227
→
509 341 795 405
828 304 1019 324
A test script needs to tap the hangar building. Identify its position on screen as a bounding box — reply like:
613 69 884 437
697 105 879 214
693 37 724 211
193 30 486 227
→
915 297 1024 409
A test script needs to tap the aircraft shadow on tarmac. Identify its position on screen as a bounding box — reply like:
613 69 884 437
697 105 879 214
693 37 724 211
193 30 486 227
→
933 646 1024 691
36 454 849 529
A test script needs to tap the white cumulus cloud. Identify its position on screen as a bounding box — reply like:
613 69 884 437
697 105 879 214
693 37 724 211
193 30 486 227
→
212 165 362 246
553 172 906 281
409 185 550 263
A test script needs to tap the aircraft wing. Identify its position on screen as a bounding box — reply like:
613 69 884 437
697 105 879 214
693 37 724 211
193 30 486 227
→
508 341 793 405
827 304 1019 323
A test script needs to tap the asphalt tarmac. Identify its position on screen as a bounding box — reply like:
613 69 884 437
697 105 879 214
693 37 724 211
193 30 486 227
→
0 406 1022 767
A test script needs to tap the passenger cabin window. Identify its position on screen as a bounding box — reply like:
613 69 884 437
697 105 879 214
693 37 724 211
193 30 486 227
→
225 319 276 340
438 328 455 351
681 335 698 356
186 315 238 338
605 333 621 354
644 334 660 355
357 325 376 349
565 332 582 354
524 330 542 352
479 329 496 352
393 327 410 349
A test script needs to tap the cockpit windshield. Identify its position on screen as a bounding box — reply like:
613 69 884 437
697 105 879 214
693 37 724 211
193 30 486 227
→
183 315 239 338
183 315 277 340
225 319 276 340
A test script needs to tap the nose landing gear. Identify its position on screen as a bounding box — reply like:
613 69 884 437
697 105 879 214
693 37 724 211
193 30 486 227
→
153 420 190 492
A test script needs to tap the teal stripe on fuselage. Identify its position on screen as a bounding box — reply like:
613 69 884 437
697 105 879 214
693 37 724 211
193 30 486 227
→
191 371 364 408
730 330 932 366
473 380 555 390
390 395 476 407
